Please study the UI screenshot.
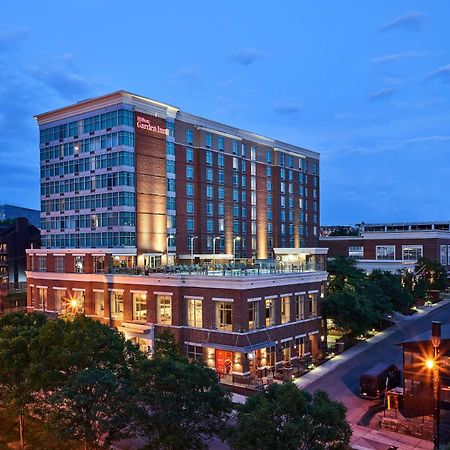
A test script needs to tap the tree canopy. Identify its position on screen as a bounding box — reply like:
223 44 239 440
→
230 382 351 450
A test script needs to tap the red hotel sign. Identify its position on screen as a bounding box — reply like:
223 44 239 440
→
136 114 168 136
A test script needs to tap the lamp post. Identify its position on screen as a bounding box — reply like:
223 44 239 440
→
233 236 241 267
212 236 220 270
190 236 198 266
431 321 441 450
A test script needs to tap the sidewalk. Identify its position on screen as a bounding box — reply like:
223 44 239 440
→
294 298 450 390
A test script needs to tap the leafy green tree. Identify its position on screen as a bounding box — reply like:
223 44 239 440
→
230 382 351 450
46 368 132 450
0 312 47 449
416 257 448 293
368 270 414 313
133 355 232 449
31 315 144 448
153 328 181 359
327 257 365 294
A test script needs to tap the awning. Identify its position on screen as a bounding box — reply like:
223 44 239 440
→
200 340 276 353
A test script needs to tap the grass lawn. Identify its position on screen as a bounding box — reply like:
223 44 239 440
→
0 411 80 450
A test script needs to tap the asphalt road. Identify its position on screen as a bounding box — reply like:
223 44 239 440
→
304 301 450 425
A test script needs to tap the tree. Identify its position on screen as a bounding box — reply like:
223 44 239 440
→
327 257 366 294
0 312 47 449
31 315 144 449
368 270 414 313
153 328 181 359
416 257 448 294
133 355 232 449
46 368 133 450
230 382 351 450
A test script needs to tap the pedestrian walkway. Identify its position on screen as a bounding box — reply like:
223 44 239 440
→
352 424 432 450
294 298 450 390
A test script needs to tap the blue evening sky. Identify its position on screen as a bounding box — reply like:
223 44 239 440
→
1 0 449 225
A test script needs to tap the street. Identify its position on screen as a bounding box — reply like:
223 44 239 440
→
303 301 450 425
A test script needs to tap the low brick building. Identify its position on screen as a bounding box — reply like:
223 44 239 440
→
26 248 327 383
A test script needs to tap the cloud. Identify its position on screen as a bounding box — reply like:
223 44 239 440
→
167 66 199 87
0 27 30 51
407 135 450 144
370 51 427 64
368 88 397 102
380 12 425 32
230 48 267 66
424 64 450 83
274 104 301 115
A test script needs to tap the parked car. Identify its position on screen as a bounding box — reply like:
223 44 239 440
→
360 363 401 399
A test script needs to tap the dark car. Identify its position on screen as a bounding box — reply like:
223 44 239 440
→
360 363 401 400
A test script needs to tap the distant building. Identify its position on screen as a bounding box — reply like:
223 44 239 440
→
320 228 450 274
0 204 41 228
0 218 40 286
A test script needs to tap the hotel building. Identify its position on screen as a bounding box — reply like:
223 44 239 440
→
28 91 326 382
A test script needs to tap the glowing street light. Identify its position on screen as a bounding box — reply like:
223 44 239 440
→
233 236 241 267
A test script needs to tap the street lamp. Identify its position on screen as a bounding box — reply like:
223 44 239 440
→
430 321 441 450
212 236 221 270
190 236 198 266
166 234 174 266
233 236 241 267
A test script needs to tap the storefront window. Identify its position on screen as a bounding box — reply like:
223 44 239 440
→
157 294 172 325
248 301 260 330
133 292 147 321
216 301 232 331
187 297 203 328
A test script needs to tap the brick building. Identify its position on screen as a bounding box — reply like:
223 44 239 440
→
320 230 450 274
26 249 327 382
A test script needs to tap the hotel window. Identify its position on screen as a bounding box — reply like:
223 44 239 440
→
54 289 66 313
402 245 423 261
93 256 105 273
74 256 84 273
186 200 194 214
348 246 364 259
133 292 147 321
281 296 290 324
233 157 239 171
376 245 395 260
218 218 225 232
233 173 239 187
186 147 194 162
240 143 246 157
266 166 272 177
206 168 213 182
186 183 194 197
206 202 213 216
216 301 232 331
218 187 224 200
232 141 238 155
267 180 272 191
295 336 305 357
250 146 256 160
309 293 318 317
186 129 193 145
440 245 447 266
295 294 305 320
187 297 203 328
187 344 203 362
55 256 65 273
248 301 260 330
218 154 224 167
242 191 247 203
206 151 213 166
186 165 194 179
265 298 275 326
205 132 212 148
94 291 104 316
207 219 214 233
166 141 175 155
218 203 224 216
266 150 272 163
166 160 175 174
37 256 46 272
218 170 224 184
186 218 194 233
241 176 246 189
241 160 246 172
37 287 47 309
281 341 291 364
267 209 272 220
167 178 176 192
167 215 176 228
218 136 224 151
251 162 256 176
157 294 172 325
448 245 450 266
206 185 214 199
233 189 239 202
251 177 256 190
111 291 124 320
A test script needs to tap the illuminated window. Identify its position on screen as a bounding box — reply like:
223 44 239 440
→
402 245 423 261
132 292 147 321
248 301 260 330
187 297 203 328
74 256 84 273
216 301 232 331
281 296 290 323
295 294 305 320
348 246 364 258
54 289 66 313
93 256 105 273
110 291 124 320
376 245 395 260
265 298 275 326
55 256 65 273
94 291 104 316
157 295 172 325
309 293 318 317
